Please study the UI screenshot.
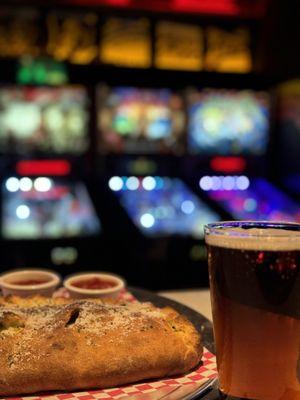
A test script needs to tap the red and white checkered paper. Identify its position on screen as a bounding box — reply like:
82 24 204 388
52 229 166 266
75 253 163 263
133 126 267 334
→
7 290 217 400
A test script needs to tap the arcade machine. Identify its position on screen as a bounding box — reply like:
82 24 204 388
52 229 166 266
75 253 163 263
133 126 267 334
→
0 85 105 276
275 80 300 200
96 85 221 289
184 88 300 222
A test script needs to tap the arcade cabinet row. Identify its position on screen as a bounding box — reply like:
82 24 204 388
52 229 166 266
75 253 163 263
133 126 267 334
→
0 85 269 157
1 169 300 290
0 82 300 289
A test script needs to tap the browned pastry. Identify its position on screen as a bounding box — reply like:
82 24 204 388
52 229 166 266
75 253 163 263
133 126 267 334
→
0 294 71 308
0 296 202 396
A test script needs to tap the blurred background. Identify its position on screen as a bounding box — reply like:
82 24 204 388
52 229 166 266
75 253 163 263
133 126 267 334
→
0 0 299 290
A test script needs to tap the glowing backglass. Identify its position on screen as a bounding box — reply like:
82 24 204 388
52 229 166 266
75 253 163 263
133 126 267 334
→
187 89 270 155
97 86 185 154
0 86 89 155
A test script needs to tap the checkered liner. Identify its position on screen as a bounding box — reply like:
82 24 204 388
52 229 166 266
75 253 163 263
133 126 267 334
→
8 290 217 400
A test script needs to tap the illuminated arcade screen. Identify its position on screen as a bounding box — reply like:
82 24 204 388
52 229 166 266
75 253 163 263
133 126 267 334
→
97 86 185 154
109 176 220 238
187 89 270 155
2 177 101 239
200 175 300 222
0 86 89 154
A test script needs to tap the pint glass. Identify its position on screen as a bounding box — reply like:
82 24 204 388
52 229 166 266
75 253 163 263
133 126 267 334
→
205 221 300 400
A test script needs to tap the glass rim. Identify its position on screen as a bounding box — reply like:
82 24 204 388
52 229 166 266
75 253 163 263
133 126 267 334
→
204 220 300 238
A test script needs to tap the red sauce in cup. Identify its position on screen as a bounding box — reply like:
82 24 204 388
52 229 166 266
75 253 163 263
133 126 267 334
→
11 279 50 286
71 277 117 290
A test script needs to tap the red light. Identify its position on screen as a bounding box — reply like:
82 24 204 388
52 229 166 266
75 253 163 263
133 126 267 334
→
63 0 269 18
173 0 239 16
16 160 71 176
210 157 246 173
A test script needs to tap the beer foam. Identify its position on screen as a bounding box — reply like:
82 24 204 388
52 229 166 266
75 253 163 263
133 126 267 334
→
205 227 300 251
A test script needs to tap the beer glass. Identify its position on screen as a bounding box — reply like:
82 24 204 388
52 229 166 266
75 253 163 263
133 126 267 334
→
204 221 300 400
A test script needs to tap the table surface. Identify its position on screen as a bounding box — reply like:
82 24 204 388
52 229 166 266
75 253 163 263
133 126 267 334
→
158 289 212 321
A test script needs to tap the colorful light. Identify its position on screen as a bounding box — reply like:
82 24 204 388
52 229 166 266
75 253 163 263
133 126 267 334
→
5 177 20 192
16 160 71 176
126 176 139 191
210 156 246 173
34 177 52 192
140 213 155 228
199 176 213 191
181 200 195 214
19 177 33 192
244 198 257 212
236 175 250 190
223 176 235 190
211 176 222 191
108 176 123 191
16 205 30 219
142 176 156 191
199 175 250 191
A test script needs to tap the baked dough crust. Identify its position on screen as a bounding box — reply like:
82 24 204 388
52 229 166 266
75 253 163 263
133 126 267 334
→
0 296 202 396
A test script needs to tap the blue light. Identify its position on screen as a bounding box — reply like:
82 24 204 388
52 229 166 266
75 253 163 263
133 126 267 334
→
19 177 33 192
223 176 235 191
155 176 164 189
6 177 20 192
181 200 195 214
34 177 52 192
126 176 139 191
236 175 250 190
212 176 222 191
142 176 156 191
244 198 257 212
199 176 212 191
108 176 123 191
16 204 30 219
140 213 155 228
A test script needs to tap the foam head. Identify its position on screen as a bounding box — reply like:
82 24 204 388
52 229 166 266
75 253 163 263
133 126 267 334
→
205 223 300 251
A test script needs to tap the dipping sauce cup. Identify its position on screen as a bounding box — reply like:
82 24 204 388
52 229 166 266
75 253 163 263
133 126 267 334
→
0 269 61 297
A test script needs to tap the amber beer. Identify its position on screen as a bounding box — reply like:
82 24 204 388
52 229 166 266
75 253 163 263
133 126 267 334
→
205 222 300 400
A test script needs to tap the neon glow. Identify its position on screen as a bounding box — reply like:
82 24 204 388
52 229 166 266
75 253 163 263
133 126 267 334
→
181 200 195 214
207 178 300 222
188 89 269 155
34 177 52 192
210 156 246 173
111 176 220 238
5 177 20 192
142 176 156 191
19 177 33 192
16 205 30 219
199 175 250 191
108 176 123 191
126 176 139 191
140 213 155 228
16 160 71 176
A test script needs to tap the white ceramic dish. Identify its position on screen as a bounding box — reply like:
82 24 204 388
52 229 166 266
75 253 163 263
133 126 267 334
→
64 272 126 299
0 269 61 297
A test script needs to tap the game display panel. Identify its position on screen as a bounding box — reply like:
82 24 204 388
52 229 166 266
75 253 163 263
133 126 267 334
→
110 176 220 238
2 177 101 239
187 89 270 155
97 86 185 154
206 178 300 222
0 86 89 155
